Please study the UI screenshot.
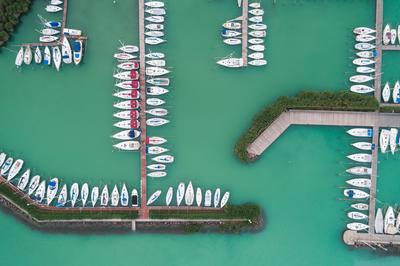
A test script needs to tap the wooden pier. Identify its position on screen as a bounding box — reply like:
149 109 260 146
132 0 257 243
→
382 45 400 51
241 0 248 66
343 230 400 246
368 125 379 233
374 0 383 102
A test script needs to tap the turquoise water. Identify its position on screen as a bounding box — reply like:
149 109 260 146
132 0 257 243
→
1 0 400 265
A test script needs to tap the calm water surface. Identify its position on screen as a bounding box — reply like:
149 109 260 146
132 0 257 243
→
1 0 400 265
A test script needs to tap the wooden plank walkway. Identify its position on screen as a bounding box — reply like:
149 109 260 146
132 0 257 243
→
374 0 383 102
241 0 248 66
138 0 149 219
368 125 379 233
382 45 400 51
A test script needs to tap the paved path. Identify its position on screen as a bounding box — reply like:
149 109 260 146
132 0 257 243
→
374 0 383 102
241 0 248 66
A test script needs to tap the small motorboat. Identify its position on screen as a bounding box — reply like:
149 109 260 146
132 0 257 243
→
147 77 170 86
375 208 384 234
346 153 372 163
346 166 372 176
111 185 119 206
147 171 167 178
166 187 173 206
350 85 374 94
145 30 164 37
63 28 82 36
356 50 377 58
390 128 398 154
100 185 109 206
115 80 140 90
17 169 30 191
40 35 58 42
146 108 168 116
113 110 139 120
73 40 83 65
196 188 202 207
204 190 212 207
249 9 264 16
61 37 72 64
91 186 99 207
44 21 61 28
147 190 162 205
346 178 371 188
249 30 266 38
28 175 40 195
249 23 267 30
351 203 369 211
146 87 169 96
146 59 165 67
384 206 396 234
223 38 241 46
117 61 139 70
185 181 194 206
45 5 62 12
145 16 164 23
351 142 373 150
147 98 165 106
382 82 390 102
221 29 241 38
114 70 139 80
249 44 265 52
46 177 59 205
217 57 244 68
343 189 369 199
393 81 400 103
353 27 375 35
352 58 375 66
34 47 42 64
145 37 166 45
223 22 241 30
70 183 79 207
114 53 136 60
145 8 166 16
380 129 390 153
145 1 164 8
121 184 129 206
248 38 264 44
56 184 67 207
131 188 138 207
390 29 397 45
33 181 46 203
347 222 369 231
146 52 165 59
356 66 375 74
249 59 267 66
146 66 170 76
346 128 373 137
213 188 221 207
349 75 374 83
356 34 376 42
112 129 141 140
347 211 368 220
147 164 166 171
147 146 169 155
43 46 51 65
119 45 139 53
146 23 164 31
7 159 24 181
248 52 264 59
146 118 169 126
81 183 89 207
249 16 262 23
113 100 139 110
146 136 167 145
152 155 174 163
52 46 61 71
354 43 375 51
15 47 23 67
383 24 391 45
176 182 185 206
0 157 13 176
113 140 140 151
23 46 32 65
113 90 140 100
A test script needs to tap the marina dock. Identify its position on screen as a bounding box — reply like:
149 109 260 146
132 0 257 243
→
241 0 248 66
368 125 379 233
374 0 383 102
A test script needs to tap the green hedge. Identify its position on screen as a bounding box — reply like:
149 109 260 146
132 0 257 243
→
380 106 400 113
235 91 379 163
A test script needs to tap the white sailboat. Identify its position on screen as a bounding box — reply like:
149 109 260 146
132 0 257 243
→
131 189 138 207
91 186 99 207
343 189 369 199
113 90 140 100
0 157 13 176
61 37 72 64
0 153 5 168
41 28 59 35
249 30 266 38
213 188 221 208
145 31 164 37
46 177 59 205
355 43 375 51
100 185 109 206
176 182 185 206
52 46 61 71
185 182 194 206
34 181 46 203
166 187 173 206
347 222 369 231
350 85 374 94
346 128 373 137
375 208 384 234
23 46 32 65
112 129 141 140
145 1 164 8
145 52 165 59
114 110 139 120
45 5 62 12
346 178 371 188
119 45 139 53
217 57 244 68
145 37 166 45
349 75 374 83
15 47 23 67
382 82 390 102
384 206 396 234
390 128 398 154
146 60 166 67
114 119 139 129
146 87 169 96
220 192 230 208
145 8 166 15
248 38 264 45
351 203 369 211
379 129 390 153
383 24 391 45
356 67 375 74
352 58 375 66
113 141 140 151
146 108 168 116
146 23 164 31
7 159 24 181
346 166 372 176
70 183 79 207
111 185 120 206
249 44 265 52
147 146 168 155
249 53 264 60
146 98 165 106
114 53 136 60
146 67 170 76
147 190 161 205
391 29 397 45
145 16 164 23
28 175 40 196
355 34 376 42
346 153 372 163
204 190 212 207
17 169 30 191
56 184 67 207
249 16 262 23
347 211 368 220
393 81 400 103
118 61 139 70
43 46 51 65
249 9 264 16
40 35 58 42
146 118 169 126
81 183 89 207
353 27 375 35
351 142 373 150
34 46 42 64
147 136 167 145
147 164 166 171
152 155 174 163
223 38 241 45
114 100 139 109
249 23 267 30
147 171 166 178
196 188 202 207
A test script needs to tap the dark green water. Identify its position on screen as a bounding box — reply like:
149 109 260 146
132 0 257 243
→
1 0 400 265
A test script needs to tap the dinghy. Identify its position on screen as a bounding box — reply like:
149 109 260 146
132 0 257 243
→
70 183 79 207
145 1 164 8
221 29 241 38
349 75 374 83
347 128 373 137
81 183 89 207
146 59 166 67
347 211 368 220
72 40 83 65
352 58 375 66
391 29 397 44
33 181 46 203
145 8 166 16
347 222 369 231
146 108 168 116
147 87 169 96
343 189 369 199
111 185 119 206
147 77 170 86
176 182 185 206
220 192 230 208
346 178 371 188
145 16 164 23
145 37 166 45
56 184 67 207
23 46 32 65
146 136 167 145
63 28 82 36
34 47 42 64
100 185 109 206
356 34 376 42
346 153 372 163
351 203 369 211
61 37 72 64
356 51 376 58
375 208 384 234
353 27 375 35
17 169 30 191
146 66 170 76
131 189 138 206
146 23 164 31
393 81 400 103
52 46 61 71
147 98 165 106
117 61 139 70
121 184 129 206
355 43 375 51
249 16 262 23
249 44 265 52
249 59 267 66
119 45 139 53
350 85 374 94
185 182 194 206
147 164 166 171
113 110 139 120
346 166 372 176
166 187 173 206
112 129 140 140
46 177 59 205
384 206 396 234
249 9 264 16
147 118 169 126
0 153 5 168
115 80 140 90
146 52 165 59
15 47 23 67
147 190 161 205
356 66 375 74
114 53 136 60
217 58 244 68
114 70 139 80
7 159 24 181
44 21 61 28
43 46 51 65
145 30 164 37
152 155 174 163
248 52 264 59
113 100 139 109
204 190 212 207
45 5 62 12
380 129 390 153
382 82 390 102
113 90 140 100
147 146 168 155
248 38 264 44
0 157 13 176
383 24 391 45
147 171 166 178
40 35 58 42
213 188 221 207
28 175 40 195
113 140 140 151
91 186 99 207
222 22 241 30
351 142 373 150
390 128 398 154
249 30 266 38
196 188 202 207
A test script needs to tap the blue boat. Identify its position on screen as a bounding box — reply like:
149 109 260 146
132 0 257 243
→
73 40 83 65
44 21 61 28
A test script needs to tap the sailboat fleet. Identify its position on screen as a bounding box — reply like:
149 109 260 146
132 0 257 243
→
349 27 377 94
217 1 267 68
